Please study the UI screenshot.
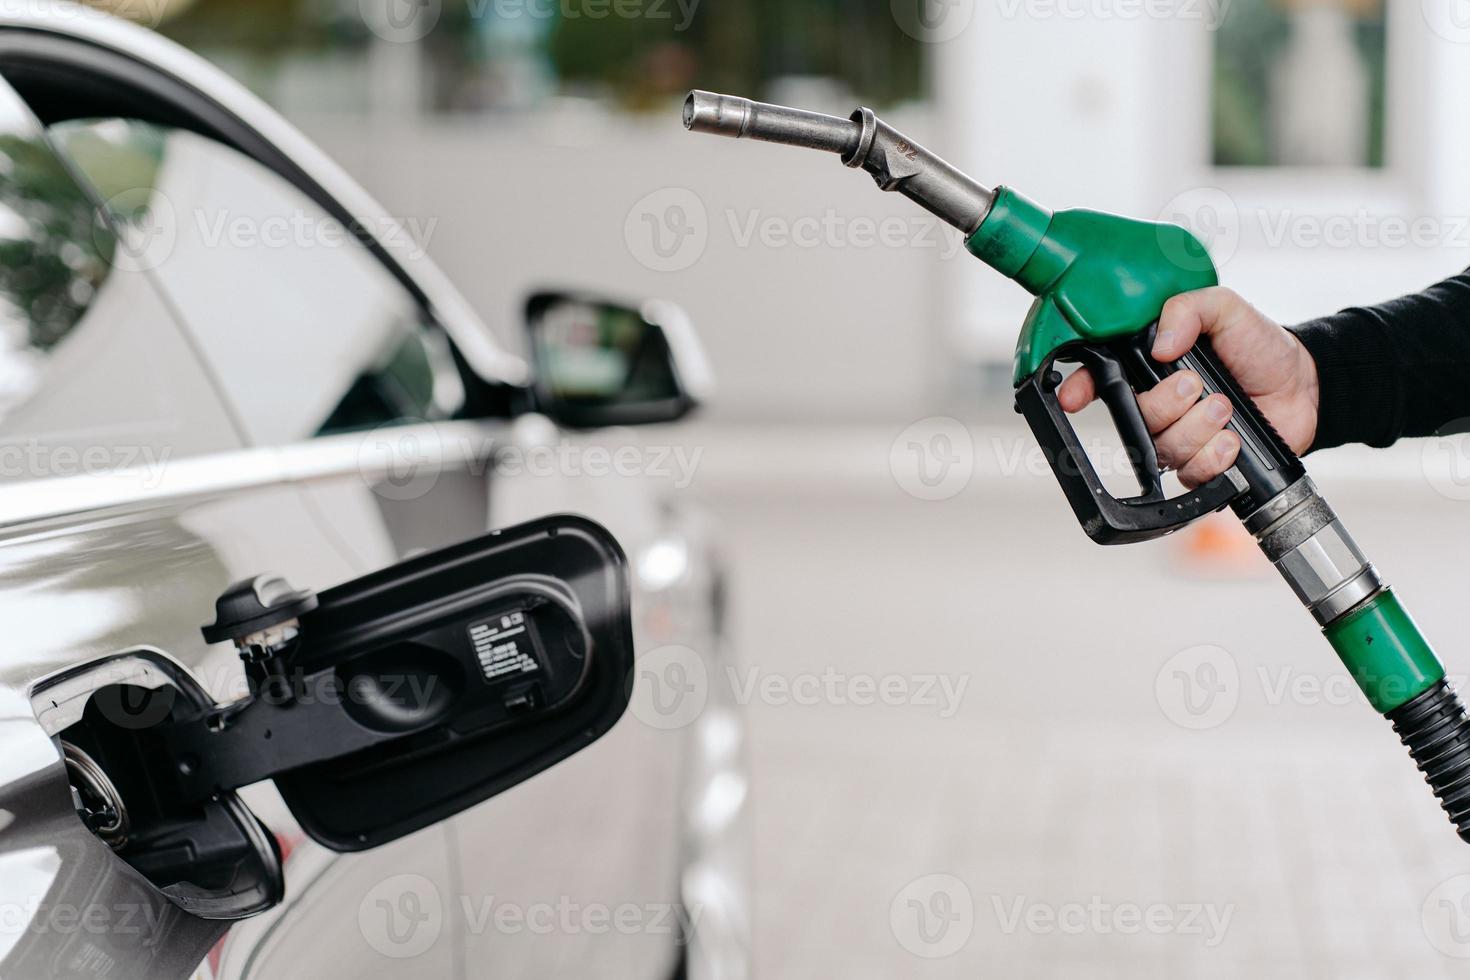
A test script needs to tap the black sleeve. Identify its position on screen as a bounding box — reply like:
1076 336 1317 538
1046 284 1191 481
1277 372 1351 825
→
1287 270 1470 452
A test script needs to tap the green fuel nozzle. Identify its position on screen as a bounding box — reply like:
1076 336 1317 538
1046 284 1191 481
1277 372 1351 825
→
684 89 1470 846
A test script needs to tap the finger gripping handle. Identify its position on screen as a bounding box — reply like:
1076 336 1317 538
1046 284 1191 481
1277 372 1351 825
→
1114 330 1305 516
1387 681 1470 843
1014 342 1240 545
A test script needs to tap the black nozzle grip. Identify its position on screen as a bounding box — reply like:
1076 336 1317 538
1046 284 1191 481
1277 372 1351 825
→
1014 341 1240 545
1113 328 1305 515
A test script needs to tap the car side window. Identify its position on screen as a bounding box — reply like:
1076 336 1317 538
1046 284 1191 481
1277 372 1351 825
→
0 74 245 474
47 117 464 446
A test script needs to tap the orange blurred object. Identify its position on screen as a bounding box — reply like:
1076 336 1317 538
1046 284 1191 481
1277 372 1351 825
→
1170 511 1269 578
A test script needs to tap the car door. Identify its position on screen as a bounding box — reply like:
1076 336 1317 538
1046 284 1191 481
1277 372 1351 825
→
49 122 687 980
0 76 649 980
0 20 693 980
0 62 471 980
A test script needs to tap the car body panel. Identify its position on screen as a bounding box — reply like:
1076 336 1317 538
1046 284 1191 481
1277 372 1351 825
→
0 5 745 979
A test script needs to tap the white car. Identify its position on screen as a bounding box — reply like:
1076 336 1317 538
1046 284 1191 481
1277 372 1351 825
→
0 4 747 978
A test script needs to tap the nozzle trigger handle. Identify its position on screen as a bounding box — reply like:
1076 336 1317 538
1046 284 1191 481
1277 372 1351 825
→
1014 341 1241 545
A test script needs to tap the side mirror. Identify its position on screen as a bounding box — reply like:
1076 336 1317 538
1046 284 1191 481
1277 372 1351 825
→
524 291 713 428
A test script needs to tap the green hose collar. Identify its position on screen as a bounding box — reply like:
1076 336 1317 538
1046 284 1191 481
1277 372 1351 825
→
965 187 1054 280
1324 589 1445 713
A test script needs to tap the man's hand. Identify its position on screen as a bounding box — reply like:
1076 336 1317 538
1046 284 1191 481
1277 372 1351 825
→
1056 286 1319 488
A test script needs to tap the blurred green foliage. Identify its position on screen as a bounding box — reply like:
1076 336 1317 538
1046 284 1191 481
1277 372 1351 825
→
0 135 114 351
547 0 924 108
163 0 368 51
160 0 924 111
1212 0 1384 167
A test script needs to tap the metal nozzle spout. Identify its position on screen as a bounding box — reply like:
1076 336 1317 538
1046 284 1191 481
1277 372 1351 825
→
682 89 994 235
683 90 861 156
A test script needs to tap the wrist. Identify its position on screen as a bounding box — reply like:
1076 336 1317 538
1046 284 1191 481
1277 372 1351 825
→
1293 334 1320 454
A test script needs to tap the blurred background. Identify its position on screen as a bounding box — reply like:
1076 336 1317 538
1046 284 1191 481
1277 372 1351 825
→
82 0 1470 975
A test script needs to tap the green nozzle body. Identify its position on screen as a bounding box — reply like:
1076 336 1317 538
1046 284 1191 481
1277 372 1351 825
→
964 188 1219 385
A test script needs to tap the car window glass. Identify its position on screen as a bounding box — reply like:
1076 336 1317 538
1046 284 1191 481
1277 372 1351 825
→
49 118 464 446
0 74 243 477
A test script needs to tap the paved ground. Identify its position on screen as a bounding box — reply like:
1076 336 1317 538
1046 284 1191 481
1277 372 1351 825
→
684 425 1470 978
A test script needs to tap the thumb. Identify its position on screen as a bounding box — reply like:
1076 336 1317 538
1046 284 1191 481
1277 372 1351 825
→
1151 286 1248 361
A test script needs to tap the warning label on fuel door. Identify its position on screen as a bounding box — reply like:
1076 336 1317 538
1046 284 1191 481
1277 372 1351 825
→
469 611 540 682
